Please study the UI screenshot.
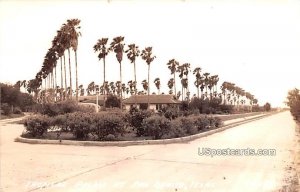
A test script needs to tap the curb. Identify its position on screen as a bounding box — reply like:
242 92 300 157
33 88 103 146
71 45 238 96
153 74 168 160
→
15 113 275 147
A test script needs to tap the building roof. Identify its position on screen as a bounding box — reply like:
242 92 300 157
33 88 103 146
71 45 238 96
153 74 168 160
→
123 95 180 104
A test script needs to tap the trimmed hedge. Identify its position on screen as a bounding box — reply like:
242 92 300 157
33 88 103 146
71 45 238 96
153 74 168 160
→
23 110 223 141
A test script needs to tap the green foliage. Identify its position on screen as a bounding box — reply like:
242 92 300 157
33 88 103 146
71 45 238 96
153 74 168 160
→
23 115 50 137
142 115 171 139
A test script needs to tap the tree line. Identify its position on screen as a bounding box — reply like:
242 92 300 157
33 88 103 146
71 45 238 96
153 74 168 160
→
21 18 259 110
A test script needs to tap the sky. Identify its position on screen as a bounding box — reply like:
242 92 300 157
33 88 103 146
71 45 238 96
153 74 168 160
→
0 0 300 107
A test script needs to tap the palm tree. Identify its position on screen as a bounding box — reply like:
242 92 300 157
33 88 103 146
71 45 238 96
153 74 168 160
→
87 81 95 95
67 19 81 102
141 47 156 109
167 78 174 94
61 22 73 99
141 80 148 92
154 77 160 94
94 37 109 109
79 84 84 96
109 82 116 95
110 36 125 109
125 44 140 96
193 67 202 98
203 72 210 99
167 59 179 95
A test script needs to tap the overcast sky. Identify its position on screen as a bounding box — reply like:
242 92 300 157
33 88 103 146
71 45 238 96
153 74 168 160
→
1 0 300 107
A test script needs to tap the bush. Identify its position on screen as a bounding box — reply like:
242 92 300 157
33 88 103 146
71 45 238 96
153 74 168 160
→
35 100 95 116
168 119 186 138
105 95 120 108
23 115 50 137
1 103 11 115
126 109 152 136
163 106 180 120
219 105 234 114
193 116 211 130
178 117 198 135
66 112 92 140
91 113 125 140
13 107 23 114
142 115 171 139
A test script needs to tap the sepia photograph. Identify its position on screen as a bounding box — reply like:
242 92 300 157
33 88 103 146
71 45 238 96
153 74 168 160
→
1 0 300 191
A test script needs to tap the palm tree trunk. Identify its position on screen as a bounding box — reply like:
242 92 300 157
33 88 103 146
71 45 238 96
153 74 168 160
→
103 57 106 109
63 54 67 99
197 86 199 98
60 57 63 101
68 49 72 98
75 50 78 102
119 62 122 109
147 65 150 109
134 60 137 106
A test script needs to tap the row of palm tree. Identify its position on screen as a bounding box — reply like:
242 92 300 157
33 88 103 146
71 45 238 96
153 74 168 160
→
166 59 220 101
221 81 258 107
93 36 155 109
26 19 81 102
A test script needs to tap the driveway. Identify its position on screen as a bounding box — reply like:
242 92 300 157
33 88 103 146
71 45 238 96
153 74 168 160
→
0 111 298 192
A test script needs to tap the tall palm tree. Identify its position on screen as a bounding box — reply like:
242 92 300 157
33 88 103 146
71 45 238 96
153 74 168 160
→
61 22 73 99
125 44 140 97
203 72 210 99
110 36 125 109
154 77 160 94
167 59 179 95
93 37 109 109
141 47 156 109
193 67 202 98
167 78 174 94
67 19 81 102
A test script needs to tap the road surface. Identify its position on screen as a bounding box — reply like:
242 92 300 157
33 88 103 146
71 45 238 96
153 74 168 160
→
0 111 298 192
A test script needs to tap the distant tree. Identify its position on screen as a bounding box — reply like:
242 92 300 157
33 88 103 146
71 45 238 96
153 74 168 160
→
286 88 300 120
264 102 271 112
105 95 120 108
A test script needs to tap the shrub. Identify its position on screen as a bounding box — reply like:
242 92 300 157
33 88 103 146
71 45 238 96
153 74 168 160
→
23 115 50 137
50 114 69 138
105 95 120 108
179 101 189 111
35 100 95 116
142 115 171 139
66 112 92 140
90 113 125 140
126 109 152 136
13 107 22 114
1 103 11 115
178 117 198 135
163 106 180 120
193 116 211 130
219 105 234 114
168 119 186 138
